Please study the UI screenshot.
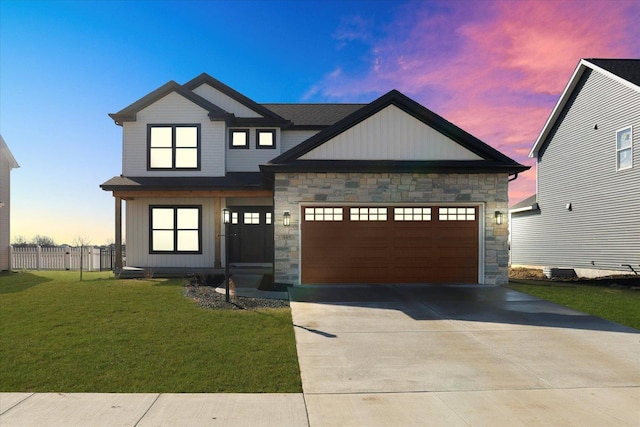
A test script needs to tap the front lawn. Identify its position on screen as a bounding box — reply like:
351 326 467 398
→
507 279 640 330
0 271 301 393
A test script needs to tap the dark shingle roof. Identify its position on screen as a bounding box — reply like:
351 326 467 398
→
100 173 270 191
262 104 366 128
585 59 640 87
510 194 537 210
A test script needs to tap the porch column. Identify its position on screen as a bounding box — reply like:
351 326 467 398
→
214 197 221 269
115 196 123 270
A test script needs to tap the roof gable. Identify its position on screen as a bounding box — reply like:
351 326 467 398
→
530 58 640 157
183 73 289 125
0 135 19 169
109 81 230 124
299 104 483 161
267 90 526 173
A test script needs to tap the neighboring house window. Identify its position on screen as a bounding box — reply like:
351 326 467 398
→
256 129 276 149
150 206 202 253
148 125 200 170
616 126 633 170
230 129 249 149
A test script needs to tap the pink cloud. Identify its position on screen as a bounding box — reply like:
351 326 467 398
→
309 0 640 202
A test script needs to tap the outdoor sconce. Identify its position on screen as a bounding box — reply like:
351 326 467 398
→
283 211 291 226
223 208 230 224
494 211 504 225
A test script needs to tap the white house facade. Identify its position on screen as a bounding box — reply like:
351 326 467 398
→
101 74 528 285
0 135 19 271
510 59 640 277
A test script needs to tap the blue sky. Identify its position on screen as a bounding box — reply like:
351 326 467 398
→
2 0 639 245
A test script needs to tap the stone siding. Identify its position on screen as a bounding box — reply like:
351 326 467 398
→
274 172 509 285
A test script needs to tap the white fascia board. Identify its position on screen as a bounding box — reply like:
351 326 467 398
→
528 61 589 158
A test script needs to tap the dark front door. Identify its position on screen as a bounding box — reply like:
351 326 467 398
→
228 206 274 264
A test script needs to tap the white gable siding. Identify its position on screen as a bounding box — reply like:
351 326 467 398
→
280 130 318 152
300 105 482 161
226 128 281 172
192 84 263 118
125 197 217 268
123 92 225 177
512 69 640 272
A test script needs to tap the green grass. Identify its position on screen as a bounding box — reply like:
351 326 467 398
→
0 271 301 393
507 279 640 330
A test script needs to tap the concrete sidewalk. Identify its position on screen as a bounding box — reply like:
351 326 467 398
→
0 393 308 426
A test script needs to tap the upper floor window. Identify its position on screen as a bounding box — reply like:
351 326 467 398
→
150 205 202 254
256 129 276 149
229 129 249 149
148 125 200 170
616 126 633 171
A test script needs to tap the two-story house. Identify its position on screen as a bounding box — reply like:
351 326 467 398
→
101 74 528 285
510 59 640 277
0 135 19 271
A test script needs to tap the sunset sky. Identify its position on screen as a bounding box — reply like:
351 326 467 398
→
1 0 639 245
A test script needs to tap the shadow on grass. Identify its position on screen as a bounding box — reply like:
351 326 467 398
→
0 271 52 294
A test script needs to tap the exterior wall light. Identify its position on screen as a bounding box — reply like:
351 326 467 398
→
223 208 230 224
495 211 504 225
283 211 291 226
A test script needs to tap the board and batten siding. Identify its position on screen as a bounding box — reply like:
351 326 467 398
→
125 197 218 268
226 128 281 172
192 84 262 118
300 105 483 161
123 92 226 177
280 130 318 152
512 69 640 272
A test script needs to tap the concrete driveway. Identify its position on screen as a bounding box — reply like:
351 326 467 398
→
289 285 640 426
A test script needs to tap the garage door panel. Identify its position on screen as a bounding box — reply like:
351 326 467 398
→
301 205 479 284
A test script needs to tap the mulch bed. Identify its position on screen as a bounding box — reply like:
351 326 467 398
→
183 284 290 310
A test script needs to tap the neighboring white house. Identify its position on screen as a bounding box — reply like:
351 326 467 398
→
101 74 528 285
510 59 640 277
0 135 19 271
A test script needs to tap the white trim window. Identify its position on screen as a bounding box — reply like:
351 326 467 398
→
616 126 633 170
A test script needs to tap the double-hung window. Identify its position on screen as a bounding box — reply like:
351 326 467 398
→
150 206 202 253
616 126 633 170
148 124 200 170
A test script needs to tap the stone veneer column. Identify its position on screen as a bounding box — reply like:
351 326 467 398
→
274 172 509 285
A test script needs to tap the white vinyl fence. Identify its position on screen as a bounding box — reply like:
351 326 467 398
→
11 245 102 271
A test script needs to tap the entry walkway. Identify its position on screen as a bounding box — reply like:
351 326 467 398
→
289 284 640 426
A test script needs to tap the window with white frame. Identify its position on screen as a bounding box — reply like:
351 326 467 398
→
616 126 633 170
394 207 431 221
150 206 201 253
350 207 388 221
438 207 476 221
304 207 343 221
229 129 249 149
148 125 200 170
256 129 276 149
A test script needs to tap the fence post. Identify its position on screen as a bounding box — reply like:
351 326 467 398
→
64 245 71 270
36 245 41 270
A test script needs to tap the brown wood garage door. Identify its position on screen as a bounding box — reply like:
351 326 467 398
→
301 206 479 284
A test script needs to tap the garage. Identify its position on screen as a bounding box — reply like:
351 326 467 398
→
301 205 479 284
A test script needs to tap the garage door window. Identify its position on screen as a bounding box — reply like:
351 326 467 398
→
394 207 431 221
304 207 343 221
350 207 387 221
439 207 476 221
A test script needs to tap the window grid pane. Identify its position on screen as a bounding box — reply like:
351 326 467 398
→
350 207 388 221
304 207 343 221
438 207 475 221
394 207 431 221
151 206 200 253
175 127 198 147
244 212 260 224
